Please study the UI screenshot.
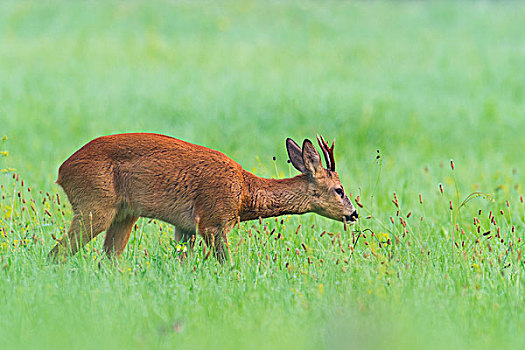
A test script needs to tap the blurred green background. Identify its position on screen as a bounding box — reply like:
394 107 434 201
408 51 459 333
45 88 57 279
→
1 2 525 349
2 1 524 190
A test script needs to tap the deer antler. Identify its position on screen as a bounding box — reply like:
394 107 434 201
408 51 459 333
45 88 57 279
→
316 134 335 171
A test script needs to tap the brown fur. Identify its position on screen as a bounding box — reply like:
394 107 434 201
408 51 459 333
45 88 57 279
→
49 133 357 262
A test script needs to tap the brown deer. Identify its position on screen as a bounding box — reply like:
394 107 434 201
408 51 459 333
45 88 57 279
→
49 133 358 262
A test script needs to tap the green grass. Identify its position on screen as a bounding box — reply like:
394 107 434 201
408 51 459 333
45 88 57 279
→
1 1 525 349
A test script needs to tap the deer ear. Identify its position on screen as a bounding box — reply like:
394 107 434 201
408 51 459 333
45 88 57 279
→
286 138 307 173
302 139 323 175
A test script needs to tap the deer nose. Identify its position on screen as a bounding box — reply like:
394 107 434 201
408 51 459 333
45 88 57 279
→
345 211 358 222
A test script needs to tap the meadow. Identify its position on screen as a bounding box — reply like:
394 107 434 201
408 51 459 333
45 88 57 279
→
1 1 525 349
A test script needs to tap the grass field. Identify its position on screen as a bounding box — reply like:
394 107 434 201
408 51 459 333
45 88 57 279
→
1 1 525 349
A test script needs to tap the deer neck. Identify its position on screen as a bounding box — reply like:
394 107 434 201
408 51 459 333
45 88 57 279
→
239 171 311 222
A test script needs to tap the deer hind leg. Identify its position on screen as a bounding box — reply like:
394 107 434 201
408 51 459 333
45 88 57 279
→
103 211 138 258
49 207 116 261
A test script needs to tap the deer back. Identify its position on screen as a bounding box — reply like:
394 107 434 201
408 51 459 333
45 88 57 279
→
57 133 246 229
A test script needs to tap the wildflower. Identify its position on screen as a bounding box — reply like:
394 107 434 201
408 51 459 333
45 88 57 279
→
318 284 324 295
377 232 390 242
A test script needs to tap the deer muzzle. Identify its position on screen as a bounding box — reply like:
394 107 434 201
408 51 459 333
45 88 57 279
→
345 210 359 223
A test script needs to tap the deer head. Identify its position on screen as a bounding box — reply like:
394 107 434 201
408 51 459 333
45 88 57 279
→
286 135 358 223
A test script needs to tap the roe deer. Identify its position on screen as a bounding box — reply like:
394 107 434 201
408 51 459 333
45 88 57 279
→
49 133 358 262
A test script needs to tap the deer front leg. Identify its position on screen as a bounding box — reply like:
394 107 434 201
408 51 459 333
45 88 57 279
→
200 222 235 263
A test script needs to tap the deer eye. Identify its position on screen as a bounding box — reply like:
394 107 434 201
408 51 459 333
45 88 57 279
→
334 188 344 198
